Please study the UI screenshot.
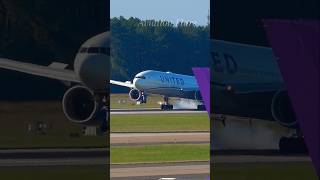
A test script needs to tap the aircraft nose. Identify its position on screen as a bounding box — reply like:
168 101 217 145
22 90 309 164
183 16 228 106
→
133 78 143 89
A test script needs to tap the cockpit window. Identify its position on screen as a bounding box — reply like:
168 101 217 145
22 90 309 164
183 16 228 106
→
78 47 109 55
100 47 107 55
135 76 146 79
88 47 99 53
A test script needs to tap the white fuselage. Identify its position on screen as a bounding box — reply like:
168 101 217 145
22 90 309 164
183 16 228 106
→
74 32 110 93
133 70 200 99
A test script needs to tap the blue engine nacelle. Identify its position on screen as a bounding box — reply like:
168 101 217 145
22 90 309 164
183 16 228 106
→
194 91 203 101
271 89 297 128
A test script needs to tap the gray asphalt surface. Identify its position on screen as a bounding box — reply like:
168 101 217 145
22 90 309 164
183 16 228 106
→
111 132 210 146
111 162 210 179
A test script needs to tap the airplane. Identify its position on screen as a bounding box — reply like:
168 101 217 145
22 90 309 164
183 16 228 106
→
0 32 110 131
211 39 305 152
110 70 206 110
0 30 303 151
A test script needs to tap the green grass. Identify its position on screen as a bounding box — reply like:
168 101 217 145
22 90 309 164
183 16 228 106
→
111 114 209 132
0 99 208 148
0 166 108 180
111 144 210 164
212 163 318 180
0 101 107 148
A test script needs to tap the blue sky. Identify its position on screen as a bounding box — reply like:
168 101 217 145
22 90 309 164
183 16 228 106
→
111 0 210 26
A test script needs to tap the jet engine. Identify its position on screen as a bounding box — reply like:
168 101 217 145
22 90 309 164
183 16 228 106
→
194 91 202 101
62 86 106 125
271 89 297 128
129 89 142 101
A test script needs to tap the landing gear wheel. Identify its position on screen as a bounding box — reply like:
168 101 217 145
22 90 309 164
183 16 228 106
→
161 96 173 110
279 137 308 154
197 104 206 111
161 104 173 110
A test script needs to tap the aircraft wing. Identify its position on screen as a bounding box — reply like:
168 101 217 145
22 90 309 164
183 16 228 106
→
110 80 134 88
234 82 284 94
0 58 80 82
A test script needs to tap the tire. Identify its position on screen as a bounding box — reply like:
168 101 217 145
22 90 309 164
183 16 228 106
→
161 104 173 110
161 104 166 110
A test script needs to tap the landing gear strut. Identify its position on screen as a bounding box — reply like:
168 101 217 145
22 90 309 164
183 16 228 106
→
139 91 147 104
279 129 308 153
96 93 109 133
161 97 173 110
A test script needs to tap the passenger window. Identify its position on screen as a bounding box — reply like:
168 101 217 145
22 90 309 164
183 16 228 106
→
100 47 107 55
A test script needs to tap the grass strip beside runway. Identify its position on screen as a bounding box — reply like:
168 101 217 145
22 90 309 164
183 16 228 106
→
111 144 210 164
111 114 209 132
0 101 107 148
110 113 210 132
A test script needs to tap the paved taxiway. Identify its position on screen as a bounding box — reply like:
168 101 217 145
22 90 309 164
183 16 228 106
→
111 174 209 180
0 148 108 159
0 158 107 167
111 132 210 146
111 162 209 179
0 148 108 167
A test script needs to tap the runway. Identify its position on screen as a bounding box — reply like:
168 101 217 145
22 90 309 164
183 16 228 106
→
0 158 107 167
111 162 209 179
111 132 210 146
111 108 206 115
0 148 108 167
0 148 108 159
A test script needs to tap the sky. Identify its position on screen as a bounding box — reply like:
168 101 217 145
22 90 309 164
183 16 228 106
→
111 0 210 26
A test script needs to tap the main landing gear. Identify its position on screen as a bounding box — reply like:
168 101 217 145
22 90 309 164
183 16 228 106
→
197 104 206 111
139 91 147 104
279 129 308 153
161 96 173 110
98 94 109 133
